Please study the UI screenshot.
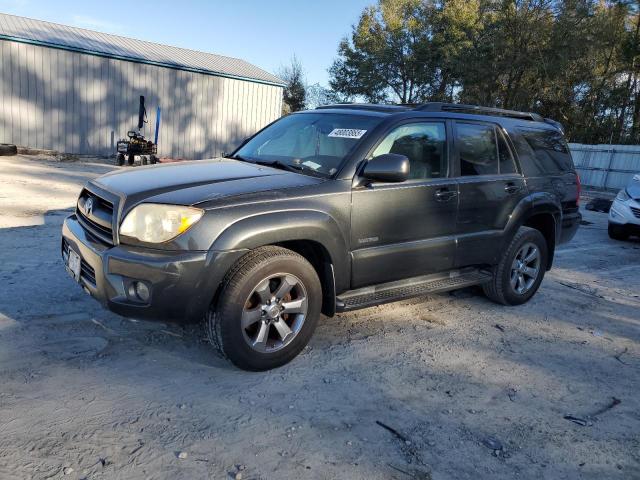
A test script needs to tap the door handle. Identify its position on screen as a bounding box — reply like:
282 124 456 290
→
504 183 521 194
435 189 458 202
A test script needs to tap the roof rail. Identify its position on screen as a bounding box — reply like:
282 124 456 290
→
414 102 544 122
316 103 409 113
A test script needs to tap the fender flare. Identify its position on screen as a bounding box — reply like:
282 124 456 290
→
211 209 349 291
502 192 561 267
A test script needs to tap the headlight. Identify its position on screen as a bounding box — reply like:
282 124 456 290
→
616 189 630 202
119 204 204 243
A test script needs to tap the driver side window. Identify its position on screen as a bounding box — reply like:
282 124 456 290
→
371 122 447 180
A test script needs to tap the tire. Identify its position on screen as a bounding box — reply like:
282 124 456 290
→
149 155 158 165
0 144 17 156
141 155 148 165
206 246 322 371
127 154 135 166
483 226 548 306
608 223 629 241
116 153 125 166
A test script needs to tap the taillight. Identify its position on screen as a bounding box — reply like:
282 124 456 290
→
576 173 581 205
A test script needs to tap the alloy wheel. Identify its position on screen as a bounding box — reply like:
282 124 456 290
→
510 242 541 295
241 273 308 353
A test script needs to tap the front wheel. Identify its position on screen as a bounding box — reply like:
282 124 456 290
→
483 226 548 306
608 223 629 241
206 246 322 371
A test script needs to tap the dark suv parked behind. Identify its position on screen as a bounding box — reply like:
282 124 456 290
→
61 103 581 370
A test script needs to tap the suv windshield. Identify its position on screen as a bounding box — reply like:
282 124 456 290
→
232 113 383 177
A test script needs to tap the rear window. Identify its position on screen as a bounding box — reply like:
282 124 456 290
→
518 128 574 174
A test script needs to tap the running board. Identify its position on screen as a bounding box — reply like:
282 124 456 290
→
336 268 492 312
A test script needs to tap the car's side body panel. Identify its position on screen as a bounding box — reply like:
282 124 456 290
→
349 177 459 287
206 180 353 293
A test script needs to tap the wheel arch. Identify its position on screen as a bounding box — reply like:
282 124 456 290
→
275 239 337 317
522 212 557 270
210 210 348 316
502 194 560 270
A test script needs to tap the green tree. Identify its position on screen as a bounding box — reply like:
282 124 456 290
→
329 0 640 144
305 83 346 109
279 55 307 114
329 0 434 103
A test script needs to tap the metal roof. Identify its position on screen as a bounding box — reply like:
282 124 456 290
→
0 13 285 86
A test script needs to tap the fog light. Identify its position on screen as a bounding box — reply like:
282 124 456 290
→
128 281 150 302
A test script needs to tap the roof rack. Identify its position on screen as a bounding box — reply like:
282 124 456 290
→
316 103 409 113
414 102 544 122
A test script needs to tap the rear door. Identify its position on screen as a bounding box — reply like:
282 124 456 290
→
453 121 528 267
350 120 458 288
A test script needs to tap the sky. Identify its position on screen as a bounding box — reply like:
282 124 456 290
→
0 0 372 86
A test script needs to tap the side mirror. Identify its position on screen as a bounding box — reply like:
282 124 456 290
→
362 153 410 183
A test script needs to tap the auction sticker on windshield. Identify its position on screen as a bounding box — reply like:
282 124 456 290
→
328 129 367 139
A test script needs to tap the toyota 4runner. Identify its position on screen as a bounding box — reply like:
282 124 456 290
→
61 103 581 370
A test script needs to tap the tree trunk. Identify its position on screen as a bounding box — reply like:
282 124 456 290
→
631 86 640 142
615 13 640 143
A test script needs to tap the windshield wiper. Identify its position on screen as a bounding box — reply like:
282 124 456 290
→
254 160 303 173
230 154 255 163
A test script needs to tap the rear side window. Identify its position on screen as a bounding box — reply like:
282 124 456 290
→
455 122 518 175
518 128 574 174
457 123 498 176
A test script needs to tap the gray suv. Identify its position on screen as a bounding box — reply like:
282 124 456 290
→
61 103 581 370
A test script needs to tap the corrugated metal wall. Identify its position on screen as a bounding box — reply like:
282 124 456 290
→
570 143 640 191
0 39 283 158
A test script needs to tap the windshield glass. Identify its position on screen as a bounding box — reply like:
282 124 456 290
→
233 113 383 177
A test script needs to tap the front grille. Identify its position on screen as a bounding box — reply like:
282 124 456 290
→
630 206 640 219
76 189 114 245
62 239 97 287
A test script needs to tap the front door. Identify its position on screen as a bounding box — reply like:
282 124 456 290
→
350 121 459 288
452 121 529 267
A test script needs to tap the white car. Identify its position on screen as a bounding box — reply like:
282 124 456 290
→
609 174 640 240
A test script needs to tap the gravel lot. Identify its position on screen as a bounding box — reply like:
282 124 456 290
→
0 155 639 480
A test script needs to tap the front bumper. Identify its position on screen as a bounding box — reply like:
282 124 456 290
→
609 198 640 227
61 214 246 322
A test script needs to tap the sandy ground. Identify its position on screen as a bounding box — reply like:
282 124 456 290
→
0 154 639 480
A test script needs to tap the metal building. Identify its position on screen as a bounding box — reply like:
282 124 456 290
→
0 13 284 159
570 143 640 191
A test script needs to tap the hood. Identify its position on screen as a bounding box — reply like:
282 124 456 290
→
627 176 640 200
93 158 323 207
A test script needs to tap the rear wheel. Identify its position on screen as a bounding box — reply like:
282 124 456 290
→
0 144 17 156
608 223 629 241
206 246 321 371
140 155 149 165
483 226 548 305
116 153 125 166
149 155 158 164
